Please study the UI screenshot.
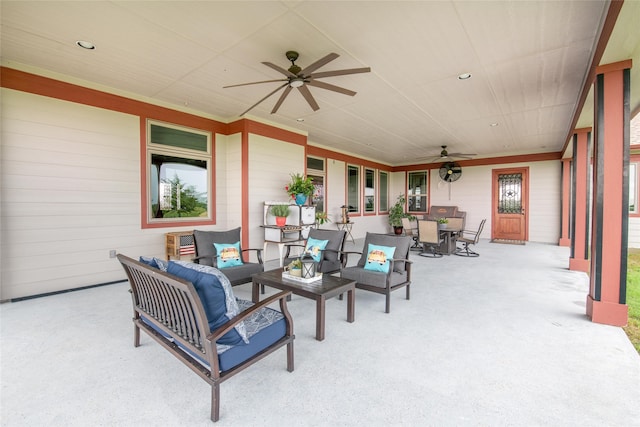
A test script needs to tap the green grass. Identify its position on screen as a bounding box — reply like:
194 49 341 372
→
625 250 640 354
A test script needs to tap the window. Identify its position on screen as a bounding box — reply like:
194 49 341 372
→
630 163 637 213
407 171 428 212
364 168 375 213
147 121 212 223
379 171 389 212
307 156 325 213
347 165 360 213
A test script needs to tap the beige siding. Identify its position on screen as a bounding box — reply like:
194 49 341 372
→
248 135 304 262
1 90 144 299
428 160 561 243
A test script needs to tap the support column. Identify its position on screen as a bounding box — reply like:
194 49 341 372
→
569 129 591 271
587 60 631 327
559 159 572 247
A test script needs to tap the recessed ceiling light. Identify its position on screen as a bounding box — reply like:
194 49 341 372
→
76 40 96 50
490 122 499 127
458 73 472 80
296 118 304 122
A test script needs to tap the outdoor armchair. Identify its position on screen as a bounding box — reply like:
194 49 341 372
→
340 233 412 313
283 228 347 274
192 227 264 286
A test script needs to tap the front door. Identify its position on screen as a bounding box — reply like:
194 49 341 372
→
492 167 528 241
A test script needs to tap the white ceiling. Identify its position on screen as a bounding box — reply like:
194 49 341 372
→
1 1 639 166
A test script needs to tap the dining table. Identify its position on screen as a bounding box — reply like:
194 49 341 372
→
438 225 461 255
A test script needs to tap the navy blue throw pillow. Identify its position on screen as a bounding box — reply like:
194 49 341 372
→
166 262 244 346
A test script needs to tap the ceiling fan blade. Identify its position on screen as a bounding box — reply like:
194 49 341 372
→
262 61 297 77
297 85 320 111
239 82 289 116
449 152 477 159
306 80 356 96
271 86 293 114
299 52 339 75
310 67 371 79
224 79 287 88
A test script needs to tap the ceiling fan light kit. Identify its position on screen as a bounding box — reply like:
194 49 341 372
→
224 50 371 116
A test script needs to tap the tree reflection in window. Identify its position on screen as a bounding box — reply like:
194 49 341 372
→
150 154 208 219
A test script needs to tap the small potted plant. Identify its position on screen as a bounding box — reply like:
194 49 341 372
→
285 173 315 205
388 194 415 234
269 204 290 227
315 211 330 225
286 258 302 276
437 217 449 230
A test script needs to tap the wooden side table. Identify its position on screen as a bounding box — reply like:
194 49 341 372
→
165 231 194 260
335 221 355 244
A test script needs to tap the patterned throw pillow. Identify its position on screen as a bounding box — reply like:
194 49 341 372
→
304 237 329 262
213 241 244 268
363 243 396 273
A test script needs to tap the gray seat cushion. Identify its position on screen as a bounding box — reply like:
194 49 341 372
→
341 266 408 288
219 262 264 285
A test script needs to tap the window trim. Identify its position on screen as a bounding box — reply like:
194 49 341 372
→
363 167 376 215
307 155 326 214
378 170 389 213
630 158 639 217
407 170 429 214
141 118 216 229
346 164 361 215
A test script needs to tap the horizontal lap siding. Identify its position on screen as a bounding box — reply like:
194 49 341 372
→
248 136 303 262
1 90 143 299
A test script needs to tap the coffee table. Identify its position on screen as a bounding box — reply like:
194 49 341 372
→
251 269 356 341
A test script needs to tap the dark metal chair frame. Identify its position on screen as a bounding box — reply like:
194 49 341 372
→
455 219 487 257
117 254 294 423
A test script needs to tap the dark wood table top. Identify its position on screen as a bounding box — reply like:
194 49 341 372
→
252 269 355 300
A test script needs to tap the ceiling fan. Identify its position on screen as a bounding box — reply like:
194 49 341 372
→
422 145 476 163
224 50 371 116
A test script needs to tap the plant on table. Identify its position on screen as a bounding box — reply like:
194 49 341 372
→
437 218 449 224
285 173 315 198
315 211 331 225
269 204 291 217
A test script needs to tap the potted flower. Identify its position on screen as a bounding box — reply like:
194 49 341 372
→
388 194 415 234
437 217 449 230
285 173 315 205
286 258 302 276
269 204 290 227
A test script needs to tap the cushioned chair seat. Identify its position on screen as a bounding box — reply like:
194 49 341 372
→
142 301 287 373
340 267 408 288
217 262 264 285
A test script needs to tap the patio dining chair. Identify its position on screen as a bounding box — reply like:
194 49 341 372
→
401 217 420 250
455 219 486 257
417 219 443 258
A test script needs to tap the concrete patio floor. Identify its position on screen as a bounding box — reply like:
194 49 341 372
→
1 239 639 426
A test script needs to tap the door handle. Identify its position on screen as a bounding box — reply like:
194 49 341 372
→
521 208 526 215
